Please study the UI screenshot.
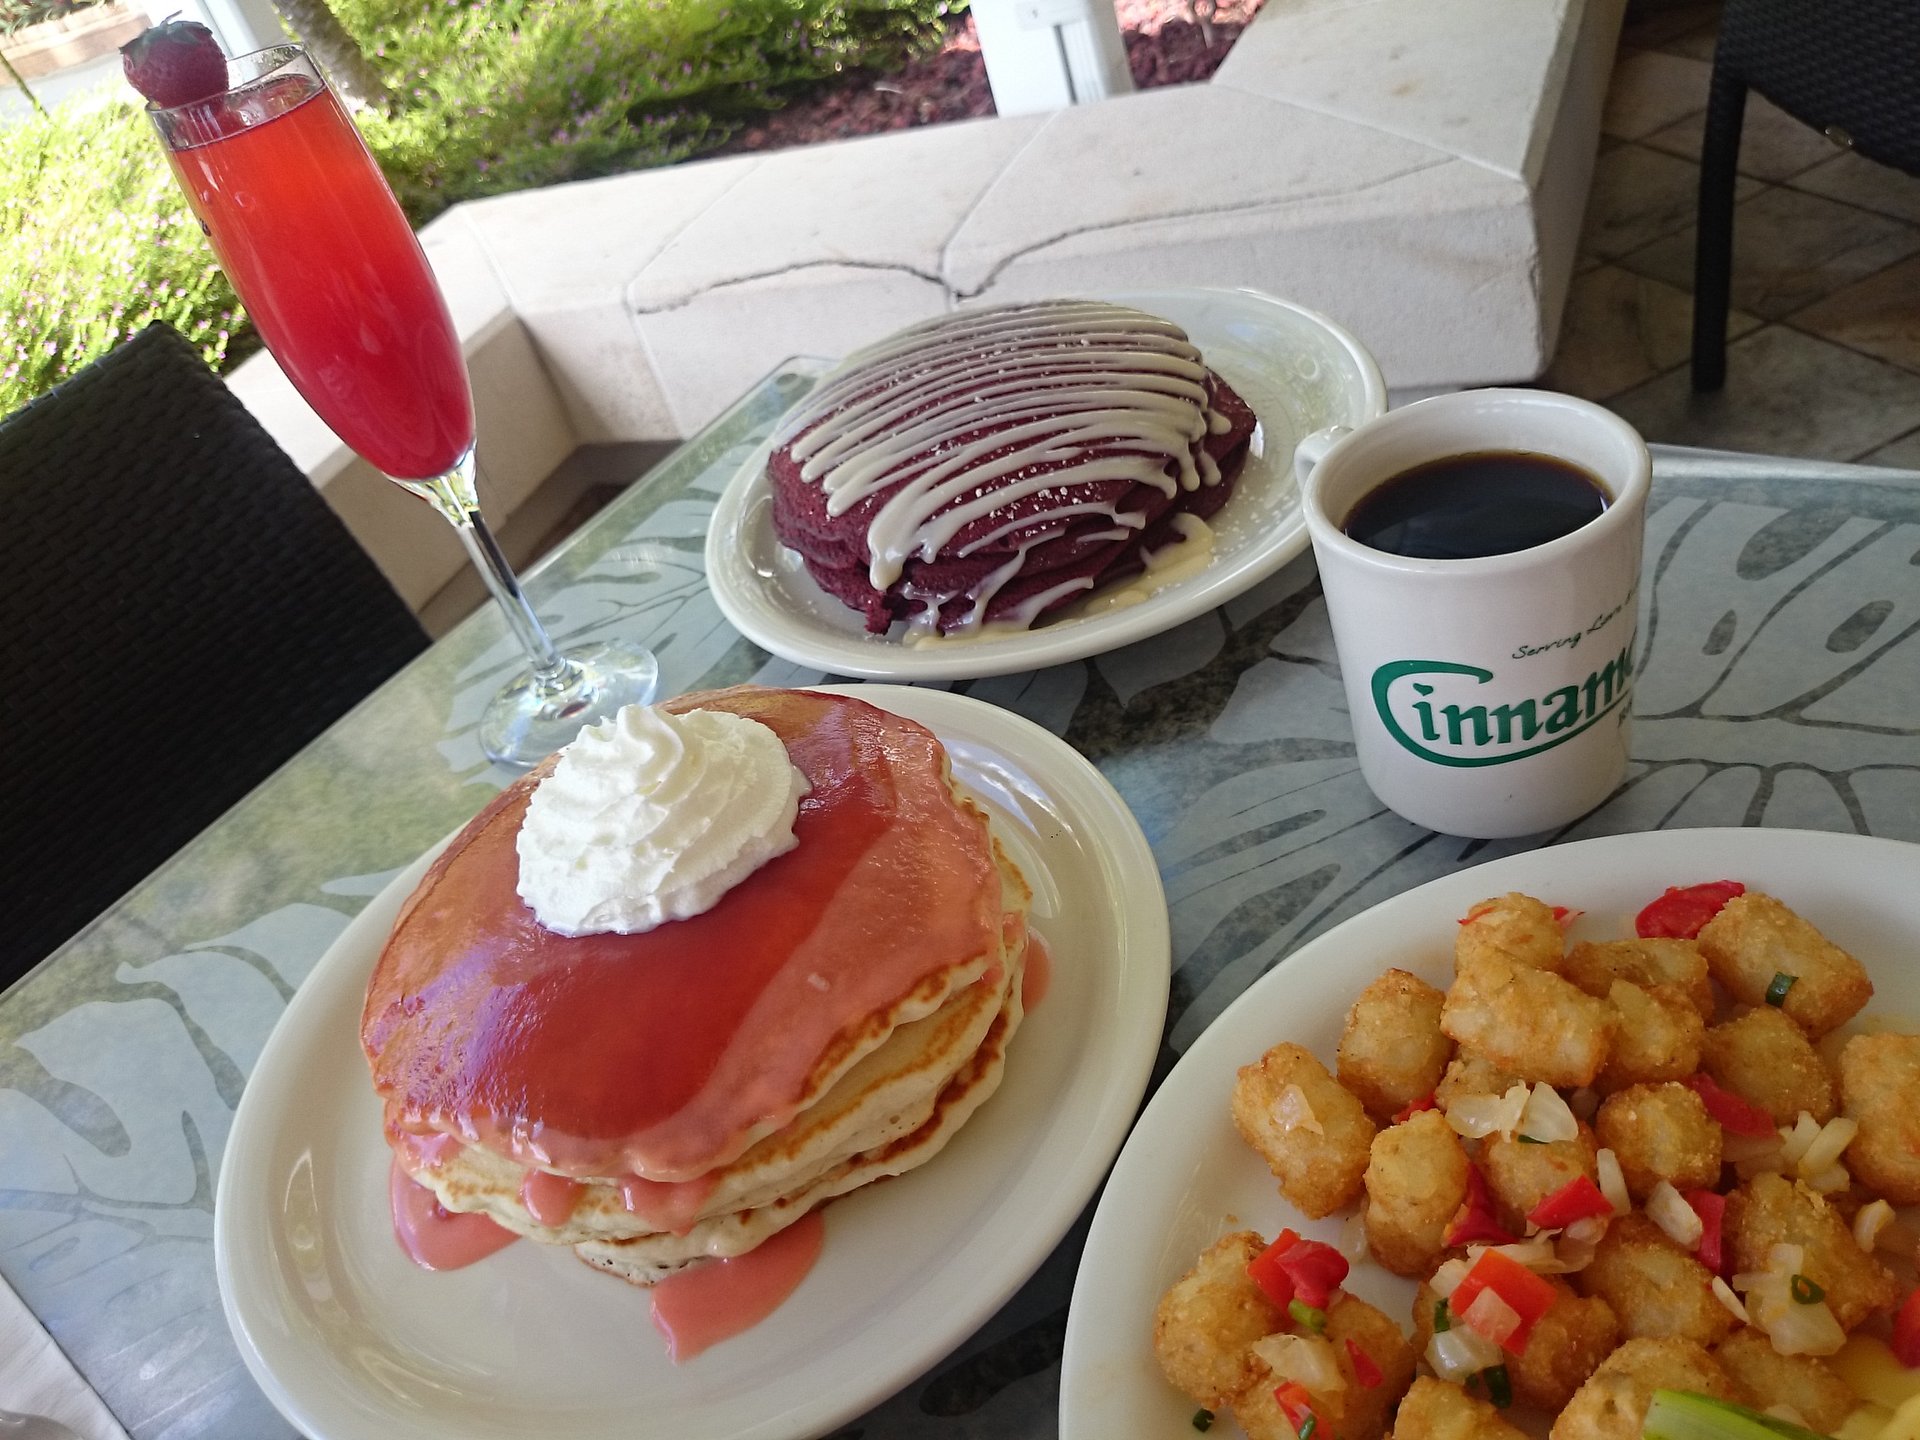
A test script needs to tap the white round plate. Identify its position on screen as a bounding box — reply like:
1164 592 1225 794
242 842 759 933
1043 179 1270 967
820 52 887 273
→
1059 827 1920 1440
706 287 1386 681
215 685 1170 1440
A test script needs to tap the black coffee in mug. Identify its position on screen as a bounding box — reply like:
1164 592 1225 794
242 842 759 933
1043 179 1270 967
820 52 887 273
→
1340 450 1610 560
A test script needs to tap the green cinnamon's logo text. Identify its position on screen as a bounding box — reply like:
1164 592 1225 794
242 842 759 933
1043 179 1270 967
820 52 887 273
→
1370 641 1634 768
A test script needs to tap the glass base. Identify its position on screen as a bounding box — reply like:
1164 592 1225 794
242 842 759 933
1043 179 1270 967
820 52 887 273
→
477 640 661 767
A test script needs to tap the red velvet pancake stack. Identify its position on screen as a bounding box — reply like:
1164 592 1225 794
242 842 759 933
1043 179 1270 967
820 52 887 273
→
767 300 1259 635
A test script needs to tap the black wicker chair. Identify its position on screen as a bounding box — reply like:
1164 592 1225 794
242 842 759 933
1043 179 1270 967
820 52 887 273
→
0 324 428 981
1692 0 1920 390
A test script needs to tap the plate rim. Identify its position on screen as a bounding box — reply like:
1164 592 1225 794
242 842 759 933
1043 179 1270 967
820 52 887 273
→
214 684 1171 1440
703 285 1387 681
1057 825 1920 1439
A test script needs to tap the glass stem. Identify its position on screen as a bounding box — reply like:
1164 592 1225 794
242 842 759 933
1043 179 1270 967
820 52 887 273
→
402 449 575 694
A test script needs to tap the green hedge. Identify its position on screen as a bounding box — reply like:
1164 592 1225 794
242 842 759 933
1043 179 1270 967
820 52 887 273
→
1 99 241 415
0 0 955 417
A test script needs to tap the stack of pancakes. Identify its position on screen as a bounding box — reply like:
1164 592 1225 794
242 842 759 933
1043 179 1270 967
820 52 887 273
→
767 299 1260 635
362 686 1031 1284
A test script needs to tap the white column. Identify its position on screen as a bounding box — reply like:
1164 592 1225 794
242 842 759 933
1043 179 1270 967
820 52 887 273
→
969 0 1134 117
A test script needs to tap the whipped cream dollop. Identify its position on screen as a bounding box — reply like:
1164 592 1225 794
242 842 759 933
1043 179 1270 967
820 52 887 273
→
515 704 810 937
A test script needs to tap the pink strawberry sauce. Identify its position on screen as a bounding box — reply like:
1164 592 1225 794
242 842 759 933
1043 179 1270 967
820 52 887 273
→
648 1210 827 1363
389 1155 518 1271
1021 934 1052 1011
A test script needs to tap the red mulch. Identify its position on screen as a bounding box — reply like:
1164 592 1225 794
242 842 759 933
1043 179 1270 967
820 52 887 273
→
717 0 1263 154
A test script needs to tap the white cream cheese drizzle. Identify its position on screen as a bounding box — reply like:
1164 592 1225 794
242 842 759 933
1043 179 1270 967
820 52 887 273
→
775 300 1232 629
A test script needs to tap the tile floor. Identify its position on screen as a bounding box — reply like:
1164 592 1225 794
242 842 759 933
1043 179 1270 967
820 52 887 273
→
1544 0 1920 468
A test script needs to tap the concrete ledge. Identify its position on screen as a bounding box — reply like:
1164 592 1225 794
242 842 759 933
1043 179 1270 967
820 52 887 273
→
232 0 1625 603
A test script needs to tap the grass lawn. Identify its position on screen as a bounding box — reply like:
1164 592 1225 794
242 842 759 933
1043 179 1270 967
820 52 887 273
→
0 0 956 415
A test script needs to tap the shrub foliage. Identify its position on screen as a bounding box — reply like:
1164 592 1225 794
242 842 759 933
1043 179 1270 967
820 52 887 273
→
0 0 955 416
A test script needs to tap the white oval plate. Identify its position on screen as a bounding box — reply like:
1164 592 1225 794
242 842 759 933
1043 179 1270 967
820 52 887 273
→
216 685 1171 1440
706 287 1386 681
1059 827 1920 1440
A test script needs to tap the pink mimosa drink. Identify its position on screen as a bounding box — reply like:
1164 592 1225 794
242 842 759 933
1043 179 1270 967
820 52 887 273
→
164 73 473 480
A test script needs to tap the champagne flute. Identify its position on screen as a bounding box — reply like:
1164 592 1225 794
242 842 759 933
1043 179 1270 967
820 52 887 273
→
146 45 658 766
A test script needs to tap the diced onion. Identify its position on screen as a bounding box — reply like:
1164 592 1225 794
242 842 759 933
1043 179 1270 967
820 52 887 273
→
1765 1296 1847 1357
1854 1199 1895 1253
1461 1286 1523 1349
1340 1208 1371 1262
1426 1323 1503 1382
1763 1405 1809 1428
1797 1117 1858 1178
1251 1332 1346 1392
1274 1084 1325 1136
1648 1181 1706 1248
1564 1215 1610 1246
1429 1257 1471 1300
1553 1231 1600 1274
1712 1276 1749 1323
1446 1084 1531 1140
1769 1243 1807 1275
1723 1130 1788 1175
1484 1237 1560 1274
1519 1082 1579 1144
1780 1112 1823 1168
1804 1163 1851 1194
1596 1148 1631 1216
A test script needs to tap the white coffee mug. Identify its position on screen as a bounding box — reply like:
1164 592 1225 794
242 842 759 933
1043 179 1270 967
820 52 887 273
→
1295 389 1651 838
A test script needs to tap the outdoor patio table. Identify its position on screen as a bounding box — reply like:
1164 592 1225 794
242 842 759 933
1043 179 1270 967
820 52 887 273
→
3 359 1918 1439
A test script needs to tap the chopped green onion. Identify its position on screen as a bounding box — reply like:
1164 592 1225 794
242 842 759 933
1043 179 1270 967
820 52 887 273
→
1191 1409 1214 1432
1289 1299 1328 1334
1766 971 1797 1006
1641 1388 1827 1438
1790 1273 1825 1305
1517 1134 1547 1145
1296 1414 1317 1440
1484 1363 1512 1409
1433 1298 1451 1332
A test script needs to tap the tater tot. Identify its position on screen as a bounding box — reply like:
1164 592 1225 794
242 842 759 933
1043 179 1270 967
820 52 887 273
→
1702 1006 1836 1126
1338 969 1454 1120
1457 892 1567 974
1436 1055 1522 1112
1324 1292 1418 1439
1696 892 1872 1037
1229 1295 1413 1440
1724 1172 1900 1332
1481 1124 1597 1233
1442 952 1614 1088
1363 1108 1470 1277
1838 1032 1920 1203
1564 937 1715 1023
1593 1082 1722 1200
1232 1043 1375 1219
1596 980 1704 1093
1508 1276 1621 1412
1712 1326 1857 1434
1548 1337 1738 1440
1152 1230 1287 1409
1391 1376 1531 1440
1577 1212 1738 1346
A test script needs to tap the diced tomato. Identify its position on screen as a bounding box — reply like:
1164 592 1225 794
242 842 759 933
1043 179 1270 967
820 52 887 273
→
1684 1189 1728 1275
1246 1229 1301 1310
1276 1239 1350 1310
1894 1288 1920 1368
1345 1337 1384 1389
1551 905 1583 928
1636 880 1745 939
1394 1092 1439 1124
1450 1249 1560 1356
1526 1174 1615 1231
1273 1380 1320 1437
1681 1072 1778 1138
1444 1164 1522 1248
